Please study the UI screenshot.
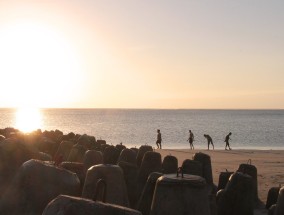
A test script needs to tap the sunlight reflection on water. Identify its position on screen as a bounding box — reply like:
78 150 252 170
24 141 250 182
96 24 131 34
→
15 108 42 133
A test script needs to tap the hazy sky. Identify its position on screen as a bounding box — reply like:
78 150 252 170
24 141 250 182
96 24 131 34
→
0 0 283 109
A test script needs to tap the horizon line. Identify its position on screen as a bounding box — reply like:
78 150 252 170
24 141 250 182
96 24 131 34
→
0 107 283 111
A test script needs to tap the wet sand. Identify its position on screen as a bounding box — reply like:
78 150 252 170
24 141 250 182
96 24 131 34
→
157 149 284 214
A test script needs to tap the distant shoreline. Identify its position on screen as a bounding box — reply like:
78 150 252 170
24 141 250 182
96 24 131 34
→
0 107 283 111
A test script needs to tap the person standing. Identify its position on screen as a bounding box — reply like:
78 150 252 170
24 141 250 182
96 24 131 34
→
156 129 162 149
204 134 214 150
188 130 194 150
224 132 232 150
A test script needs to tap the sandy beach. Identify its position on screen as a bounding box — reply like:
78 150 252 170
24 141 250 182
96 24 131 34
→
158 148 284 213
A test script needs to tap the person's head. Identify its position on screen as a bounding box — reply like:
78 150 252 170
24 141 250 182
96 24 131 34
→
189 130 191 133
157 129 160 133
229 132 232 135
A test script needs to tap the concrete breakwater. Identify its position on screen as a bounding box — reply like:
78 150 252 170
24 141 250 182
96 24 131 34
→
0 127 281 215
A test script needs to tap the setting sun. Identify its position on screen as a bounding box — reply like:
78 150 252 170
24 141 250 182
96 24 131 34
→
0 20 84 108
15 107 42 133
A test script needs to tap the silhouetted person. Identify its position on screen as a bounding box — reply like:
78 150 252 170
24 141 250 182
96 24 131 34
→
224 132 232 150
188 130 194 150
204 134 214 150
156 129 162 149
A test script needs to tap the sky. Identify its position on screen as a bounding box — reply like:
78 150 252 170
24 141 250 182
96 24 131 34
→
0 0 283 109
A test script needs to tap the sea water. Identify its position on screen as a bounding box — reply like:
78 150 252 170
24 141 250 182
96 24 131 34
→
1 109 283 150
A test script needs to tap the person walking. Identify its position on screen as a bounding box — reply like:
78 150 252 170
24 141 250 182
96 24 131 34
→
204 134 214 150
156 129 162 149
188 130 194 150
224 132 232 150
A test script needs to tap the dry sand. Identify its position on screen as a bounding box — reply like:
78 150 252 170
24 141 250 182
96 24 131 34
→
157 149 284 215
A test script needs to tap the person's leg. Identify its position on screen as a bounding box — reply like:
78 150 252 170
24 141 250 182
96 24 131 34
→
156 141 159 149
210 140 214 150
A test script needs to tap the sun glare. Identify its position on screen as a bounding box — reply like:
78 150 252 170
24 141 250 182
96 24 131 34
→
0 21 84 108
15 108 42 133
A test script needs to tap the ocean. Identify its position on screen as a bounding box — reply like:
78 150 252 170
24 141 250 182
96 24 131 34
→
1 109 283 150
